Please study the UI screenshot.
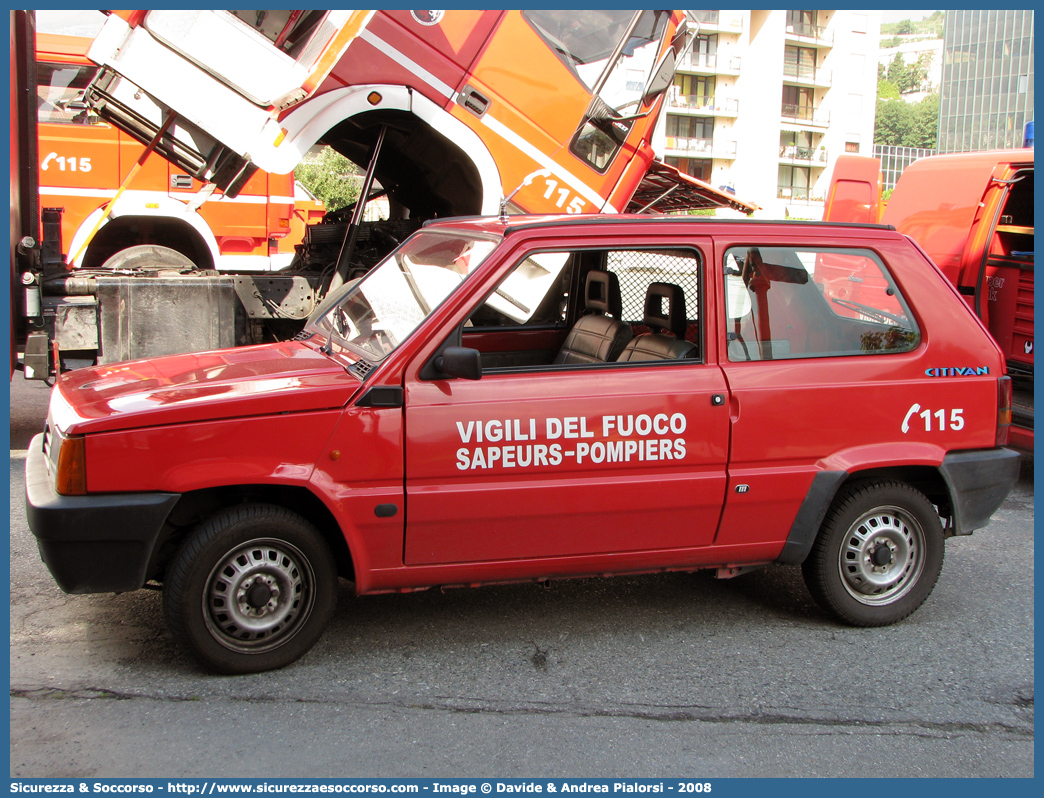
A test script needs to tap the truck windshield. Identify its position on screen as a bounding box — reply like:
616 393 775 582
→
311 232 497 362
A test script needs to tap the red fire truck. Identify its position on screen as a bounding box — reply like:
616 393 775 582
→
36 33 321 273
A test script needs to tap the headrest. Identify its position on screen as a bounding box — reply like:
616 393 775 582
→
585 270 623 319
642 282 687 338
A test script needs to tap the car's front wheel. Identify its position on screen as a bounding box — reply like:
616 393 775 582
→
802 480 945 626
164 504 338 674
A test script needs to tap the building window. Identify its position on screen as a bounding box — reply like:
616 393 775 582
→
780 130 813 160
665 157 713 182
667 116 713 139
786 10 818 38
777 165 810 200
782 85 815 120
674 74 716 106
846 142 860 153
692 33 718 69
784 46 817 81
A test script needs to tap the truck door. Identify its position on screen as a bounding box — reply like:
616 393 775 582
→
402 239 730 566
460 10 678 214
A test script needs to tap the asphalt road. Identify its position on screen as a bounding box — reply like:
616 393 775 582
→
8 377 1034 778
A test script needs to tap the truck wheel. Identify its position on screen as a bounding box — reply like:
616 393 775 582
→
99 244 195 271
163 504 338 674
801 481 944 626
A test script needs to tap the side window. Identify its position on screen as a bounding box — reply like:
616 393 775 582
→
467 251 572 328
724 246 920 361
467 246 702 371
610 249 699 335
37 62 101 125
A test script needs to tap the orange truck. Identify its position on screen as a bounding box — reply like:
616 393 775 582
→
14 10 754 380
825 149 1034 451
36 33 322 273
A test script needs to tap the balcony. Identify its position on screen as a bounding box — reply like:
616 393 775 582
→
778 145 829 165
780 104 830 127
777 187 825 204
664 136 738 160
783 66 832 88
679 52 742 75
785 22 834 47
668 93 740 117
691 10 744 32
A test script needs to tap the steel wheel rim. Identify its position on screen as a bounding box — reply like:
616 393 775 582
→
838 505 925 606
203 538 316 653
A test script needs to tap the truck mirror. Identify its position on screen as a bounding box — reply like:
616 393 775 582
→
435 347 482 380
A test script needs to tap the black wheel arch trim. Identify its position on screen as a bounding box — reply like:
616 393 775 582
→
777 447 1020 565
776 470 848 565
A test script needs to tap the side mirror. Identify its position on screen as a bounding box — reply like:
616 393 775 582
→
435 347 482 380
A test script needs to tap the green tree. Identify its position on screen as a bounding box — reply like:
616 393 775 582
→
895 19 915 35
878 78 901 100
908 93 939 148
886 52 911 92
874 98 914 146
874 94 939 148
293 147 361 212
907 52 933 93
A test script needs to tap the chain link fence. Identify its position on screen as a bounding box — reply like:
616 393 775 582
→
608 250 700 325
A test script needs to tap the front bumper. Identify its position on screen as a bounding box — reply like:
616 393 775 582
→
24 433 181 593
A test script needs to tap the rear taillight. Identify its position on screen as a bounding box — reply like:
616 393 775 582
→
55 436 87 496
997 376 1012 446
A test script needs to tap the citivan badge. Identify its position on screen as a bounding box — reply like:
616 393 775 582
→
412 11 445 26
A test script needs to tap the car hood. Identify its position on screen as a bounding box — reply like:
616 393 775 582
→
52 342 363 435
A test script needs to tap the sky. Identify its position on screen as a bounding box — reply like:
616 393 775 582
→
36 9 106 36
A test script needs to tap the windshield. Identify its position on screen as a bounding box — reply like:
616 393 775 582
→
310 232 497 362
524 9 669 102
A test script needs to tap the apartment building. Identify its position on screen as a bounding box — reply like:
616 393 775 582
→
656 9 882 218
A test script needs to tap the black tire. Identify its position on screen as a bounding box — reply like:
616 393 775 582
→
163 504 338 674
802 480 945 626
99 244 195 271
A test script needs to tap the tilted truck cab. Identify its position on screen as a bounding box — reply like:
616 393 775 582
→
27 215 1019 674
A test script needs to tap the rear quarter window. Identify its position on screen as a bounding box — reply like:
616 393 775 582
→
724 245 920 361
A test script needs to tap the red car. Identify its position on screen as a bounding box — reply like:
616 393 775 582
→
26 215 1020 673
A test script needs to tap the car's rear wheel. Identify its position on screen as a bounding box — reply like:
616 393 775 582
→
164 504 338 674
802 480 944 626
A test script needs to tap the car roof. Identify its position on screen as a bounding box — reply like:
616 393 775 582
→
423 213 898 238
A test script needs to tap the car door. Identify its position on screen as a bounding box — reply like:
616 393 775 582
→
402 239 730 566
